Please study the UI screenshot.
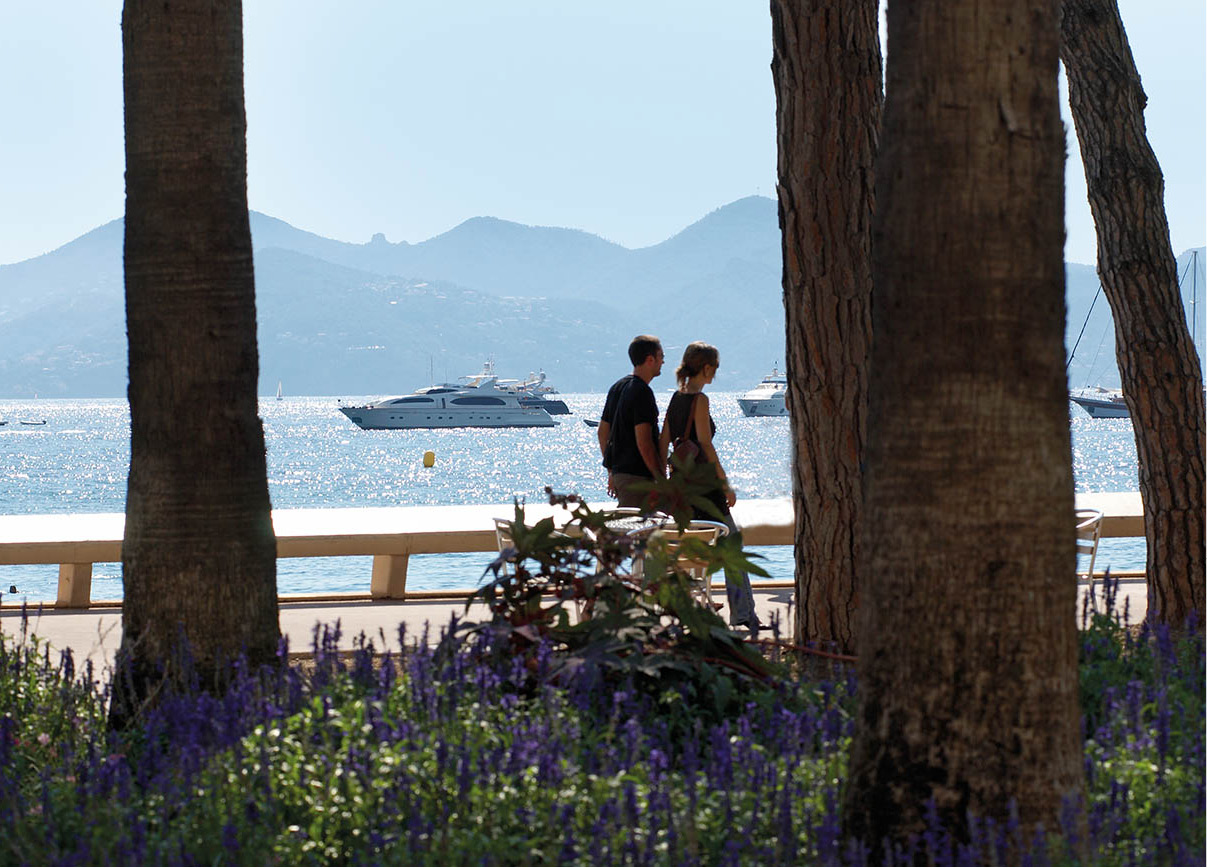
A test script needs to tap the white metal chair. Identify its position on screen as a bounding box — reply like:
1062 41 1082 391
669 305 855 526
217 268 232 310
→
1075 508 1103 584
493 517 518 577
640 519 730 606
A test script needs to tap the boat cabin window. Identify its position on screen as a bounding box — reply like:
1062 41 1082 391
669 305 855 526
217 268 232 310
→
450 396 506 406
389 397 435 404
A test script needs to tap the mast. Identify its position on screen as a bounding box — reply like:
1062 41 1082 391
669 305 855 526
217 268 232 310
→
1191 250 1199 352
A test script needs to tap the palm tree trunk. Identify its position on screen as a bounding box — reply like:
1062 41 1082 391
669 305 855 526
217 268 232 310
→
770 0 881 654
843 0 1085 850
115 0 279 721
1060 0 1206 630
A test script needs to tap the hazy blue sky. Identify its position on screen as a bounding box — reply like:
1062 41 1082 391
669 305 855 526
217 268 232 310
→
1 1 1203 266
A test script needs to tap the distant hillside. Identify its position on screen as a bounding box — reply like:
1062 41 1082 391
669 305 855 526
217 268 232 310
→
0 198 1202 398
250 212 634 302
253 248 639 395
0 198 795 397
243 197 784 309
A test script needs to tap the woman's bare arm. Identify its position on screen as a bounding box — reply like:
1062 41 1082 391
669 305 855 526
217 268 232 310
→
694 394 735 505
658 407 672 467
694 395 723 473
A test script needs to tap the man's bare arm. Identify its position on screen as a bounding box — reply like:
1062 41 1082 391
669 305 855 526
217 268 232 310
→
634 422 663 479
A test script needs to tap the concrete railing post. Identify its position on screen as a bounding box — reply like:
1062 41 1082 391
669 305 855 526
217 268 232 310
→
371 553 410 599
56 562 94 609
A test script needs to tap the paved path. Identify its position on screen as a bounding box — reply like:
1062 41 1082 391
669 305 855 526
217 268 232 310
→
2 579 1146 674
1 586 800 671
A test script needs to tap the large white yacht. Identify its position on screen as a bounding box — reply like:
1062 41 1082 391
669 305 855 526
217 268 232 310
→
737 367 789 417
339 367 556 430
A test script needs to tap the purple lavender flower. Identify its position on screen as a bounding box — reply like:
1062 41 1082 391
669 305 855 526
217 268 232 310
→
815 786 842 864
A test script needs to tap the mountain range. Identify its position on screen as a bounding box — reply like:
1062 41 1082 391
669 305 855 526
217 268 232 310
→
0 196 1202 398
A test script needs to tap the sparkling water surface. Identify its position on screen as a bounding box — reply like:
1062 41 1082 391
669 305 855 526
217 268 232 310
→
1 395 1143 602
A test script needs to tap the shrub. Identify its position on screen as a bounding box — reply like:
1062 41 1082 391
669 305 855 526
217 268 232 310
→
453 491 780 733
1078 576 1205 865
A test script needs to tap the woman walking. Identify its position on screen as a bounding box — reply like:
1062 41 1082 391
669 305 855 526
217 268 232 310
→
660 341 761 633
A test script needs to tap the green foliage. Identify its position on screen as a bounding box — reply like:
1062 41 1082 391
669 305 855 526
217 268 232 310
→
1078 603 1205 863
1 568 1201 865
0 625 106 799
634 449 731 526
0 618 855 865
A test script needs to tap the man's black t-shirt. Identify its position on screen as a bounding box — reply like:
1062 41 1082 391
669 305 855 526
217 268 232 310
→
600 374 659 478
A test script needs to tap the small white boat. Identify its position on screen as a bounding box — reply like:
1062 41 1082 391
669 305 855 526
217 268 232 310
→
1070 387 1130 419
737 367 789 417
276 380 283 401
339 365 555 430
18 419 47 426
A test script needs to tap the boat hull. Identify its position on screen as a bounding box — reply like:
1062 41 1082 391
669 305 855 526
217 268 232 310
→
737 398 788 417
1070 397 1130 419
340 406 555 430
519 396 570 415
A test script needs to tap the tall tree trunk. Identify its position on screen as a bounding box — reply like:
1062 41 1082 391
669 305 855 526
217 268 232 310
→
770 0 881 654
843 0 1084 851
114 0 279 721
1060 0 1206 630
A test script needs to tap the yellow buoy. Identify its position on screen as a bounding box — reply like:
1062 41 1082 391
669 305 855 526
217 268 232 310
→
422 450 436 468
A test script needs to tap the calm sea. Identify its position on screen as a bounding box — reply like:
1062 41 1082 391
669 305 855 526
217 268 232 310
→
1 393 1143 603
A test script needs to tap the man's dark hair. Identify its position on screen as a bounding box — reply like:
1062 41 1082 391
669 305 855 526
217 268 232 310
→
628 335 662 367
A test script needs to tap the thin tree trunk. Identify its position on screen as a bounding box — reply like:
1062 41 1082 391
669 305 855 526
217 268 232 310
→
770 0 881 654
1060 0 1206 630
114 0 279 722
844 0 1085 851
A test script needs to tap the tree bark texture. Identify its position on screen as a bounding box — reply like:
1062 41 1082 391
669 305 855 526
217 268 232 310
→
770 0 881 654
844 0 1085 850
117 0 279 709
1060 0 1206 629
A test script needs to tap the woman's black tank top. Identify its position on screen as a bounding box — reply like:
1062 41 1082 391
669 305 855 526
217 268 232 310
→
666 390 716 450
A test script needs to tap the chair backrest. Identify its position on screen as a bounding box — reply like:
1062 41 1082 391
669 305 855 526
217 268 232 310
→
493 518 516 575
656 520 728 580
686 519 730 539
1074 508 1103 581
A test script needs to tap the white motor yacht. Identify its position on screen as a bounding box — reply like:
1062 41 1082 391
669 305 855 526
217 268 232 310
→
496 368 571 415
339 368 556 430
737 367 789 417
1069 387 1130 419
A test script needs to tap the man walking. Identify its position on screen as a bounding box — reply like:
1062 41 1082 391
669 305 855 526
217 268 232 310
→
598 335 665 507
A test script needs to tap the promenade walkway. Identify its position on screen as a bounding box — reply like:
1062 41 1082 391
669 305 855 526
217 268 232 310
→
1 579 1147 673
